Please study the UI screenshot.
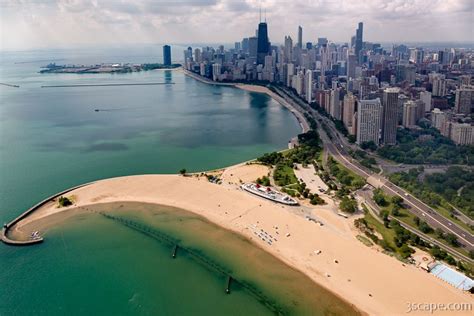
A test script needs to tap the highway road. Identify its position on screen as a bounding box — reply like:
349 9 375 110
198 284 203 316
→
359 189 473 263
274 86 474 251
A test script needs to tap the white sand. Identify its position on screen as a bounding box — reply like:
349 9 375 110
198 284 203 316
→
13 167 472 315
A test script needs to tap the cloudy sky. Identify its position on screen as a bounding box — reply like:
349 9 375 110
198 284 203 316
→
1 0 473 50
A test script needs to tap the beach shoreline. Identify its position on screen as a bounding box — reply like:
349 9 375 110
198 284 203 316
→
7 169 473 315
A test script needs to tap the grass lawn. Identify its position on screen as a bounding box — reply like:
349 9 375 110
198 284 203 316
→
274 163 298 186
362 205 398 251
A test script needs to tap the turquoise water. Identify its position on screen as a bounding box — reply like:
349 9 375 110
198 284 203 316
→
0 48 300 223
1 203 359 315
0 48 311 315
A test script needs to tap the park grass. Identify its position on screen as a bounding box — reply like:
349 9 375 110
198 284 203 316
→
274 163 298 186
362 205 398 252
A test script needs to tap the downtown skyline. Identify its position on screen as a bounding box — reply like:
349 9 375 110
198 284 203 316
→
1 0 473 50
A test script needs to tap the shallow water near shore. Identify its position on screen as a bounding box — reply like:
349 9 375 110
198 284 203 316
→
3 202 360 315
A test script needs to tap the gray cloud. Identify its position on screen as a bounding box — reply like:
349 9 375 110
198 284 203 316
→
1 0 472 50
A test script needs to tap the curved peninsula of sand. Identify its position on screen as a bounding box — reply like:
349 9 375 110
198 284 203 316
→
9 165 472 315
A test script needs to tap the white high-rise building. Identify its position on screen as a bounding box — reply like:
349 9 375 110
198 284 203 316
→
431 108 447 133
284 36 293 63
431 74 447 97
420 91 432 112
402 101 418 128
449 123 474 145
212 63 221 81
357 98 383 145
305 69 313 104
286 63 295 87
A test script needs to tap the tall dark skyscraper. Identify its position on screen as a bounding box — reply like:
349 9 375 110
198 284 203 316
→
257 22 270 65
382 87 399 145
163 45 171 66
355 22 363 63
298 26 303 49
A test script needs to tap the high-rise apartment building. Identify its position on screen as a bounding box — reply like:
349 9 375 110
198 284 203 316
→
357 98 382 145
431 73 447 97
454 85 474 114
305 69 313 104
420 91 432 112
449 123 474 145
431 108 448 133
342 93 357 135
402 100 418 128
382 88 400 145
330 88 342 120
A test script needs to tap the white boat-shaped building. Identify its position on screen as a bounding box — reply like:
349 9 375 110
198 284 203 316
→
241 183 298 206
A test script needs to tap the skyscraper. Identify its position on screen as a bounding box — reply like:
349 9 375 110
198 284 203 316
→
431 73 447 97
382 88 400 145
402 101 418 128
357 98 382 145
355 22 363 63
241 38 249 53
347 54 357 78
257 22 270 65
284 36 293 63
330 88 342 120
305 69 313 104
163 45 171 66
454 86 474 114
420 91 432 112
298 26 303 49
249 36 258 58
343 93 356 134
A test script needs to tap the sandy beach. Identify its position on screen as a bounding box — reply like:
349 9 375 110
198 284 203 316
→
11 163 472 315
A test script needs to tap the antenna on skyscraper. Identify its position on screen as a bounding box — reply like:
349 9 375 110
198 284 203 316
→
264 8 266 22
259 4 262 22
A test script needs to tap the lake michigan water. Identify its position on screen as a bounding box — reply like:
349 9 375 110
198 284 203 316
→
0 46 357 315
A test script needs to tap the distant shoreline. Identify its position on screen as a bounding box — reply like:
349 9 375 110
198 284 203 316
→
39 63 181 74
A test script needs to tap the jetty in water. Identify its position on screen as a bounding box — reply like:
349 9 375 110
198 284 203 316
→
0 83 20 88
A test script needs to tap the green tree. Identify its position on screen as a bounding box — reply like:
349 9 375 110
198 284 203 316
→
373 189 387 206
339 196 358 213
445 233 459 247
391 196 404 207
179 168 187 176
418 221 433 234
